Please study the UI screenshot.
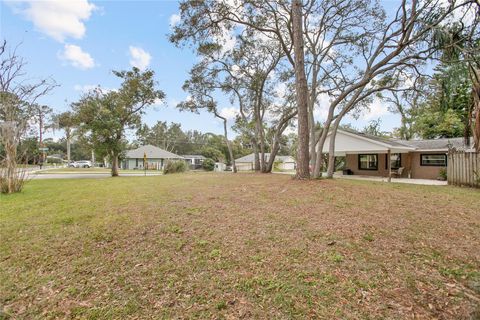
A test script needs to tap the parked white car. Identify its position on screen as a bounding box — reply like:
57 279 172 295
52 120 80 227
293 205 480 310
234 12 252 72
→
77 160 92 168
69 160 92 168
67 161 77 168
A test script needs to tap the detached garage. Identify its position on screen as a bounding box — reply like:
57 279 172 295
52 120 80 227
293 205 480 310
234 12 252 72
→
235 153 296 171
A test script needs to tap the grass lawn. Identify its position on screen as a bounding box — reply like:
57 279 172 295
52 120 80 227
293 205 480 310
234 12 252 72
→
36 168 154 174
1 173 479 319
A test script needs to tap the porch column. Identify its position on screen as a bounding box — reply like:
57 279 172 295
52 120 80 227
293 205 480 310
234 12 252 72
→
387 149 392 182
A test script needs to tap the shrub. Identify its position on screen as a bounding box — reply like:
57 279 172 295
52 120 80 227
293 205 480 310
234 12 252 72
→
46 156 63 164
0 164 29 194
273 161 281 172
202 158 215 171
438 168 447 181
163 160 188 174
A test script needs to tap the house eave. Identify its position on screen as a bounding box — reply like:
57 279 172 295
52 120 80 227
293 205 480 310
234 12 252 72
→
328 130 417 151
412 149 448 152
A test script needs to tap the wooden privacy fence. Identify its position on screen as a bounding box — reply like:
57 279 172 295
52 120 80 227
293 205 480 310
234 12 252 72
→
447 150 480 188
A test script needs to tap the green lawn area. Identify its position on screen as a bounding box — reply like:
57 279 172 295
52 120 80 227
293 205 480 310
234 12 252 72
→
1 173 479 319
36 168 153 174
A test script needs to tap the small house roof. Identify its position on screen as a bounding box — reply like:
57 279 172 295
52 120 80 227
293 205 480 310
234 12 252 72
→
182 155 206 159
125 145 183 159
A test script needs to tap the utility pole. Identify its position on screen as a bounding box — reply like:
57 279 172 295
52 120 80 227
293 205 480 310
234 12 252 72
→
39 110 44 169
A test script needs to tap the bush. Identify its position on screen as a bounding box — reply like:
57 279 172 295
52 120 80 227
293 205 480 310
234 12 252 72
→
438 168 447 181
46 156 63 164
202 158 215 171
0 164 29 194
163 160 188 174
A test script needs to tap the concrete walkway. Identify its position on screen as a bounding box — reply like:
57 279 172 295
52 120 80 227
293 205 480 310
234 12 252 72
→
273 171 447 186
334 173 448 186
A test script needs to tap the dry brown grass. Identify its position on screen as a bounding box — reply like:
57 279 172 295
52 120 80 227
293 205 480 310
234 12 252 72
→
1 173 479 319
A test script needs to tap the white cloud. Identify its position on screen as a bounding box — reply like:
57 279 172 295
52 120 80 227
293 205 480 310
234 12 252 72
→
219 107 238 120
14 0 96 42
74 84 115 93
154 97 166 106
169 13 181 28
359 98 389 121
313 93 333 121
60 44 95 69
129 46 152 71
74 84 97 92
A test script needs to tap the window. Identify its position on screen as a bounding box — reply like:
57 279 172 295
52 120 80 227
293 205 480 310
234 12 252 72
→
358 154 378 170
385 153 401 169
421 154 447 166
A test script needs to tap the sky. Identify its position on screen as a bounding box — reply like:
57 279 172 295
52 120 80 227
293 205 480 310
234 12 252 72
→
0 0 402 140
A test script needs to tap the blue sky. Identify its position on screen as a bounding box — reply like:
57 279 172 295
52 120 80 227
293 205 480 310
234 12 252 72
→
1 0 402 139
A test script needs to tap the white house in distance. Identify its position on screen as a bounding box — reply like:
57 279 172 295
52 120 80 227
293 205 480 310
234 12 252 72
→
182 155 206 170
235 153 296 171
122 145 183 170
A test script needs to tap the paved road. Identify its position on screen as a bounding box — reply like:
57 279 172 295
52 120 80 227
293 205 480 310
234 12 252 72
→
28 173 162 180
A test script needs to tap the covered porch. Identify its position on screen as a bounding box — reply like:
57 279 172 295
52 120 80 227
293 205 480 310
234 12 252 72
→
323 130 416 182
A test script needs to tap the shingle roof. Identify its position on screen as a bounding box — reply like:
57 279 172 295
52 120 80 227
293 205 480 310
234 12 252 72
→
396 137 472 150
339 128 473 151
339 128 412 148
182 155 206 159
235 153 295 163
125 145 183 159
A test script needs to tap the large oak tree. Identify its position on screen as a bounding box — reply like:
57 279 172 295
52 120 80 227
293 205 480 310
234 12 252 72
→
74 68 164 176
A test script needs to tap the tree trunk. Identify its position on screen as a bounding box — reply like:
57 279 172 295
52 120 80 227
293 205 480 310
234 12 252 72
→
220 116 237 173
265 143 280 173
326 119 342 178
308 64 319 167
5 142 17 193
313 125 330 178
39 114 44 167
292 0 310 179
308 106 317 167
66 136 71 164
472 70 480 152
253 139 260 171
111 153 119 177
254 96 266 172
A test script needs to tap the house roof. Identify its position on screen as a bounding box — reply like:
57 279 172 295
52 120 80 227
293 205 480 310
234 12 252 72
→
235 153 295 163
323 129 416 155
325 129 473 154
125 145 183 159
182 155 206 159
395 137 472 151
338 128 413 148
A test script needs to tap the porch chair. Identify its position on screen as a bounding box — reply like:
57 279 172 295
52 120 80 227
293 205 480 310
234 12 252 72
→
391 167 404 178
